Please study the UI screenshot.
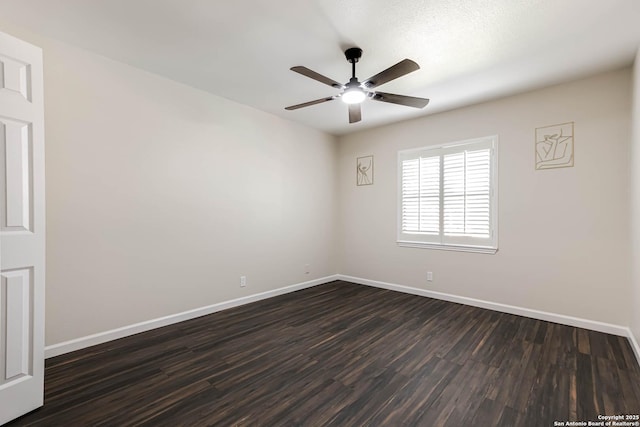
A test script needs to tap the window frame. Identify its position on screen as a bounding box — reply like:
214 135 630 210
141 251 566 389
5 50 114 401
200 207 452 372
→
397 135 499 254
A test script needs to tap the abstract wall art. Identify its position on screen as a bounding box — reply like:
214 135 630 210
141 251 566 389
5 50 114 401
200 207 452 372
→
357 155 374 186
535 122 574 170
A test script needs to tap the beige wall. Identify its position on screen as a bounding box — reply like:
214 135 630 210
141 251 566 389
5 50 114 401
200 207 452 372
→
1 21 637 349
0 23 338 346
337 69 632 326
632 49 640 346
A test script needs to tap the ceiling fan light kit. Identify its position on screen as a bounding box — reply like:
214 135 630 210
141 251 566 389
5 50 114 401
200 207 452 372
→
285 47 429 124
341 85 366 104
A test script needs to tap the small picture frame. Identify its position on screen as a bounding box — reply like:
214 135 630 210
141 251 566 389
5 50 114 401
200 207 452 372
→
535 122 574 170
357 155 374 186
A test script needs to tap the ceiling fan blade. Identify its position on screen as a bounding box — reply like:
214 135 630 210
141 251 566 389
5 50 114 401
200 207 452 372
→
290 66 343 88
348 103 362 123
285 96 336 111
363 59 420 89
370 92 429 108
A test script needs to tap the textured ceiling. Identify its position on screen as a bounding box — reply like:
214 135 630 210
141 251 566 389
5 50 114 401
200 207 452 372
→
2 0 640 135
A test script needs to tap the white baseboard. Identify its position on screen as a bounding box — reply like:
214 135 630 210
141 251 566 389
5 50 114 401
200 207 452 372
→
338 274 640 367
45 273 640 370
337 274 630 337
627 328 640 367
45 275 339 359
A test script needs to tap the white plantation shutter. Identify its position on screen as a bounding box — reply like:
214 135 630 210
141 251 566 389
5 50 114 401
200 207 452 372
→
398 136 497 253
401 157 440 235
401 159 420 232
443 149 491 237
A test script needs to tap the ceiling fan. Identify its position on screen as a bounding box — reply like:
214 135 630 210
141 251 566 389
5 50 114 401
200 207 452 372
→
285 47 429 124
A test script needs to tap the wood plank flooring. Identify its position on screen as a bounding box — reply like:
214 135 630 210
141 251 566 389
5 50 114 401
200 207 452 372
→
8 281 640 426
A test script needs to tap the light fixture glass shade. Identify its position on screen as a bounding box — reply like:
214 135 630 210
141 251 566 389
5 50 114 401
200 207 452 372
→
342 87 366 104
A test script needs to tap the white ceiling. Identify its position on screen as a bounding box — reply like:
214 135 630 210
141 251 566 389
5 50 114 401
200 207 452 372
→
2 0 640 135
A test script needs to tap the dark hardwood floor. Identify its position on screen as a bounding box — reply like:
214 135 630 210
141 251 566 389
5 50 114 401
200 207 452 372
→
8 281 640 426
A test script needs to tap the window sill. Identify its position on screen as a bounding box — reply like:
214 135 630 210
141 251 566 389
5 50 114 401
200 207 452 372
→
397 241 498 254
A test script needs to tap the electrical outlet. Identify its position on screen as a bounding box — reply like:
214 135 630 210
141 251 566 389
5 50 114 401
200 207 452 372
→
240 276 246 287
304 264 310 274
427 272 433 282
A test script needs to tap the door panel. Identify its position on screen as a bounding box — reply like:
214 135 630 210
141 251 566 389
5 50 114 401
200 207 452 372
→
0 54 32 101
1 119 32 232
0 30 44 425
2 268 32 382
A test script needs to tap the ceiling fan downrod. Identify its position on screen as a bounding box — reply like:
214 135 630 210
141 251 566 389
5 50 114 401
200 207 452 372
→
344 47 362 79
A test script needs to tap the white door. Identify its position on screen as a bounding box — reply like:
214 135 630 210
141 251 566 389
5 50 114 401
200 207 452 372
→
0 31 45 424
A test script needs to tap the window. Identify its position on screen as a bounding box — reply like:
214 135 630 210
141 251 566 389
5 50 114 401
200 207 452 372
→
397 135 498 253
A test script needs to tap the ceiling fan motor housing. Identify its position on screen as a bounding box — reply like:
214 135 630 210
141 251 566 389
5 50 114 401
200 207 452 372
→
346 77 360 88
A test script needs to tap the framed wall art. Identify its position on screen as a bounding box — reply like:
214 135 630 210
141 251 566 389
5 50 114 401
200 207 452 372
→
535 122 574 170
357 155 374 186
